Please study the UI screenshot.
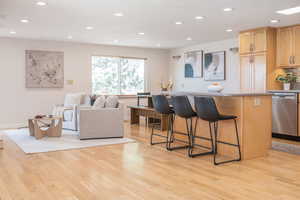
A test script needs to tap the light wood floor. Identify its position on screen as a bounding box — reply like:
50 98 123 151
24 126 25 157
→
0 123 300 200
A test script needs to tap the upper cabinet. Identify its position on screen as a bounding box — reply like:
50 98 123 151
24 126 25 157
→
294 26 300 66
277 25 300 67
239 28 267 55
239 32 252 54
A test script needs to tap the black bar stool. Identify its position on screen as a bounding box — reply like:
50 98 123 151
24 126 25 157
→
171 96 198 156
194 96 242 165
151 95 174 147
172 95 214 157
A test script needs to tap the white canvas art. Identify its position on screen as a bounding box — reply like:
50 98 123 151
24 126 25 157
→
204 51 226 81
26 50 64 88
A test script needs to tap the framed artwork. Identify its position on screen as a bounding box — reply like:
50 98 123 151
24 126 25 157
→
184 50 203 78
204 51 226 81
25 50 64 88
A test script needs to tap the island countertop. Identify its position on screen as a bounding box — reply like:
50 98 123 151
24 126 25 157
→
172 90 272 97
268 90 300 93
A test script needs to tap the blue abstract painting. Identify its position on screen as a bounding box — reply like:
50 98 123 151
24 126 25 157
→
184 50 203 78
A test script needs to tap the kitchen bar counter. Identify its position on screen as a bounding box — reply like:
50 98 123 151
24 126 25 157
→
173 90 272 97
172 91 272 160
269 90 300 93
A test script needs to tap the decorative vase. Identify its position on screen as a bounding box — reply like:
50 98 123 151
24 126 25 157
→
208 83 224 93
283 83 290 91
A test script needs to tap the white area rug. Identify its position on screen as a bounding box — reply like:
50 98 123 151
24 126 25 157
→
4 129 135 154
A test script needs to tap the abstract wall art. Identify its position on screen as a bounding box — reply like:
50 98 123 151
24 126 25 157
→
25 50 64 88
184 50 203 78
204 51 226 81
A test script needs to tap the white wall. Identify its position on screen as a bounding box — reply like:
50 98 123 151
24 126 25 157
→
0 38 170 128
169 39 240 92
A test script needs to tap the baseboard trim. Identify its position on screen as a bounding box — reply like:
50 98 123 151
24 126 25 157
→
0 123 27 130
273 133 300 141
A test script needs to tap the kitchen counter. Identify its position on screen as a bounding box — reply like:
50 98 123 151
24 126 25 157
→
174 90 272 97
269 90 300 93
172 91 272 160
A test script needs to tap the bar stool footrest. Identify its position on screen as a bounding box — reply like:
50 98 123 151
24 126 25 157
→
167 145 189 151
189 151 214 158
214 158 241 165
216 140 239 147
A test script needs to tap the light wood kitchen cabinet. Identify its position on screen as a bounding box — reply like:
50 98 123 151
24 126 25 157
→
239 27 280 90
239 32 252 54
240 54 266 91
277 25 300 67
294 26 300 66
253 54 267 91
277 27 294 67
240 56 252 89
253 29 267 53
239 28 267 55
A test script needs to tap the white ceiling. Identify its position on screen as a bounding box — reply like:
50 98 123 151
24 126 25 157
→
0 0 300 49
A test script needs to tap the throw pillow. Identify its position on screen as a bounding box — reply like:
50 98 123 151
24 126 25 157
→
64 93 83 107
105 96 119 108
81 95 91 105
93 95 106 108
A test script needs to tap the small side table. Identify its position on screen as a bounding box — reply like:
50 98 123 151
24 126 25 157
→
28 117 62 139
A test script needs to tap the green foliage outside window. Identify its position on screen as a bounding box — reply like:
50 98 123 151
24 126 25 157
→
92 56 145 95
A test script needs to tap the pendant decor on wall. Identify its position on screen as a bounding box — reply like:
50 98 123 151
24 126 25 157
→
204 51 226 81
25 50 64 88
184 50 203 78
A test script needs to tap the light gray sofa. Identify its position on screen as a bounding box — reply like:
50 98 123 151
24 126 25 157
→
52 93 91 131
78 103 124 140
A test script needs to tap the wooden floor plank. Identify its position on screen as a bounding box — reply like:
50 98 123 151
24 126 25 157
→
0 123 299 200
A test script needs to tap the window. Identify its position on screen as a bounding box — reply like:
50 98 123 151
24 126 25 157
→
92 56 145 95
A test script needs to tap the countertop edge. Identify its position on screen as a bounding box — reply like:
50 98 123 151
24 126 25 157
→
173 91 272 97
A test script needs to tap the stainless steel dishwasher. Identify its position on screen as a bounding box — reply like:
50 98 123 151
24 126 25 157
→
272 93 298 136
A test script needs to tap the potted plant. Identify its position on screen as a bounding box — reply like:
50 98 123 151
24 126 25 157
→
276 73 297 90
160 80 173 92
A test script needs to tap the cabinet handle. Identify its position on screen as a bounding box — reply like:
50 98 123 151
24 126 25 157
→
293 56 296 64
289 56 292 64
250 44 254 52
249 56 252 63
252 56 255 63
252 64 255 90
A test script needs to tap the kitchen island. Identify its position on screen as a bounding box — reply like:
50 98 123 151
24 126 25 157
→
172 91 272 160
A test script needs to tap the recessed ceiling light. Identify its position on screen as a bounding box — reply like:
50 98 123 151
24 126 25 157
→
85 26 94 30
277 6 300 15
226 29 233 32
270 19 280 23
138 32 145 35
175 21 183 25
36 1 47 6
67 35 73 39
223 8 233 12
186 37 192 41
195 16 204 20
20 19 29 23
113 40 119 43
9 31 16 34
113 13 124 17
